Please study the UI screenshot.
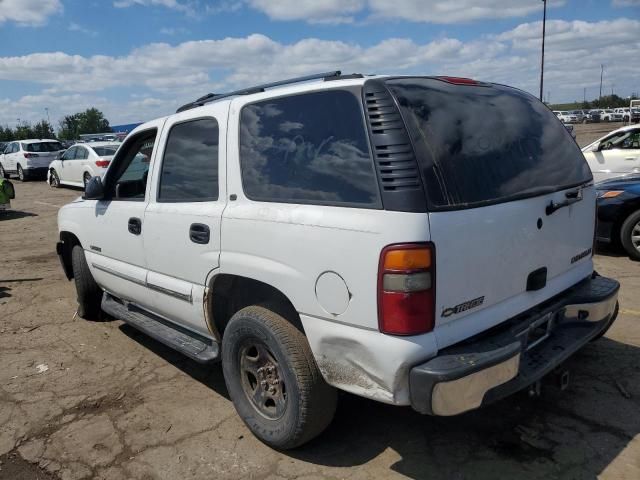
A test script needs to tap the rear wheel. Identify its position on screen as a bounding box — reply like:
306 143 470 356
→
71 245 103 319
50 169 60 188
620 210 640 261
83 172 91 189
17 164 26 182
222 305 337 449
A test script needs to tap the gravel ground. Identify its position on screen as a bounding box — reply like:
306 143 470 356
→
1 175 639 480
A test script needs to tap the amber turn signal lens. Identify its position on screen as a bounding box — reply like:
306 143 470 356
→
383 248 431 270
599 190 623 199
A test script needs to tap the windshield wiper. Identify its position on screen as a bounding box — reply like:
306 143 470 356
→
546 187 583 215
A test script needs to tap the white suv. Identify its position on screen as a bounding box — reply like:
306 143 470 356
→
0 139 64 181
56 72 620 449
48 142 121 189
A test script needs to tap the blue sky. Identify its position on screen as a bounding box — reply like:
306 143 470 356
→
0 0 639 128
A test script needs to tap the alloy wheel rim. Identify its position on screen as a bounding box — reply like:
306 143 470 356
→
18 167 23 180
239 341 287 420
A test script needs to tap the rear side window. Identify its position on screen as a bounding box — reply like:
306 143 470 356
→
386 78 592 209
158 118 219 202
239 89 380 207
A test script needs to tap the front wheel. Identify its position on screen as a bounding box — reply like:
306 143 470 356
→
71 245 103 319
620 210 640 261
0 164 7 179
50 169 60 188
222 306 337 449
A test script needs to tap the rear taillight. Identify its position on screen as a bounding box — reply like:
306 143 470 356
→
436 76 479 85
378 243 435 336
95 159 110 168
23 153 38 158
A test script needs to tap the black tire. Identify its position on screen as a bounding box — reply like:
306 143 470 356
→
17 164 26 182
50 169 60 188
83 172 91 189
71 245 103 319
0 164 7 179
620 210 640 261
591 301 619 341
222 305 337 449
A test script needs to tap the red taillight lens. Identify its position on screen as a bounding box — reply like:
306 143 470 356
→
95 159 110 168
378 243 435 336
23 152 38 158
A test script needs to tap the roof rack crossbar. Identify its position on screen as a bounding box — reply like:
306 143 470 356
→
176 70 342 113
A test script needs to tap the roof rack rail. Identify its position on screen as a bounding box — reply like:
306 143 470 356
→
176 70 345 113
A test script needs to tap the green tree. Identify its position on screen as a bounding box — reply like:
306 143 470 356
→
0 126 15 142
57 108 111 139
14 123 35 140
32 120 55 139
79 107 111 134
58 113 82 140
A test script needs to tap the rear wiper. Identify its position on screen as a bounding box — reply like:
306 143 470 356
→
545 187 583 215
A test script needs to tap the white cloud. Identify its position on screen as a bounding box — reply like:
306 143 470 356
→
68 22 98 37
110 0 568 24
0 0 62 26
1 18 638 126
245 0 567 24
248 0 365 24
367 0 564 24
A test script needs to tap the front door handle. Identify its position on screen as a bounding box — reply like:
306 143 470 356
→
189 223 210 244
128 217 142 235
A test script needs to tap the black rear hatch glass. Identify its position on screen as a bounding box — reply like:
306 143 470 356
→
385 78 592 210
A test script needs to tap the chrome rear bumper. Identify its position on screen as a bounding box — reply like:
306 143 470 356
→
409 274 619 416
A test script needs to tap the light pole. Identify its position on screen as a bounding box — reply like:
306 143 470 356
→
539 0 547 101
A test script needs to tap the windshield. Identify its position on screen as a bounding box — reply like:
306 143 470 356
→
93 146 119 156
386 78 592 209
23 142 63 152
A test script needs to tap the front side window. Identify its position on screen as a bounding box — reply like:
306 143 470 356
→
158 118 219 202
106 130 157 200
239 89 380 207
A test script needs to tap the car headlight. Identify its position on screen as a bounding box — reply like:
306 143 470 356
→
597 190 623 199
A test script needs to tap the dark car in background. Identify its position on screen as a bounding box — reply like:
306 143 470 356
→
597 175 640 260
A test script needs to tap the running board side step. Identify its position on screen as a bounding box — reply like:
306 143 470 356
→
101 293 219 364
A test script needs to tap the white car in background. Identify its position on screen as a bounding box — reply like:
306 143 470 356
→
0 139 64 181
582 125 640 182
553 111 578 123
600 109 623 122
48 142 120 189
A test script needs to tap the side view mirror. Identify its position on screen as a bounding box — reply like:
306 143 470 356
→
84 176 105 200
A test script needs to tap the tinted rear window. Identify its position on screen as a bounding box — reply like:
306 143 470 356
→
93 146 119 156
386 78 592 209
23 142 63 152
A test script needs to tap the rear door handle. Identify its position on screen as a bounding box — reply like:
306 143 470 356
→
128 217 142 235
624 157 638 161
189 223 210 244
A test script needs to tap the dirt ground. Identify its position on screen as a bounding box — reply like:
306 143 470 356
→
1 130 639 479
